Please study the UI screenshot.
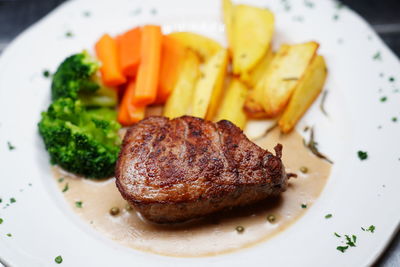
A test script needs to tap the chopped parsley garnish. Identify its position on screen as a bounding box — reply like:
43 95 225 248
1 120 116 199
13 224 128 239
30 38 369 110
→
55 255 63 264
6 233 12 237
333 14 339 21
0 198 2 203
10 198 16 204
83 11 91 17
132 8 142 15
357 151 368 160
392 117 398 122
150 8 157 15
336 1 344 9
280 0 291 11
337 246 348 253
7 142 15 150
389 76 395 82
362 225 375 233
65 31 74 38
325 214 332 219
301 204 307 209
373 51 381 61
62 183 69 193
58 178 64 183
75 201 83 208
345 234 357 247
43 70 51 78
335 233 356 252
293 16 304 22
380 96 387 102
0 218 3 224
304 0 314 8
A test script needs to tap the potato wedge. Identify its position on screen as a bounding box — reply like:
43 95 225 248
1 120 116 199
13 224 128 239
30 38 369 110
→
191 49 228 120
242 49 274 118
260 42 319 117
222 0 234 50
163 50 200 118
168 32 223 61
243 83 268 118
279 55 327 133
241 47 274 88
215 78 248 129
232 5 274 75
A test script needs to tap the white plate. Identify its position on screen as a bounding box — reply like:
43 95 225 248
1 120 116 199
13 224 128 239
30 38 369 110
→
0 0 399 266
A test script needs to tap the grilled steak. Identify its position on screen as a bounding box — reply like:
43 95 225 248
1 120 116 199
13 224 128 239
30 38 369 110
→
116 116 288 223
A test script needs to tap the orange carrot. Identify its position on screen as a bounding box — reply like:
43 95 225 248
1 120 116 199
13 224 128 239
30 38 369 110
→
155 35 186 104
117 27 142 77
118 80 145 126
132 25 162 105
95 34 126 87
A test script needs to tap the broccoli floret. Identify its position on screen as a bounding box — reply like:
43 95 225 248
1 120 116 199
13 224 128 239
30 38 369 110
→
38 98 121 179
51 51 117 107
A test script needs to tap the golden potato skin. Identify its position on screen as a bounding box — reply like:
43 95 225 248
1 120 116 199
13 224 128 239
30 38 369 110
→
232 5 274 75
215 78 248 129
168 32 222 61
279 55 328 133
190 49 228 120
260 42 319 118
164 50 200 119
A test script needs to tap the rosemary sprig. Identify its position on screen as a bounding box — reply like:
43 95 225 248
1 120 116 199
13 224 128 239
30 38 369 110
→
303 127 333 164
320 90 329 117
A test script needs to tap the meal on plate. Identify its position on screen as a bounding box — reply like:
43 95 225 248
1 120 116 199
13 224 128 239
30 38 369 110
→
116 116 291 223
38 0 331 256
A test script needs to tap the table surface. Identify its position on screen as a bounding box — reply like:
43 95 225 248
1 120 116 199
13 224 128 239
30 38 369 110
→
0 0 399 266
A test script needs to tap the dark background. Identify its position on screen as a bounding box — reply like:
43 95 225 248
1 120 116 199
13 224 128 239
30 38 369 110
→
0 0 399 266
0 0 400 57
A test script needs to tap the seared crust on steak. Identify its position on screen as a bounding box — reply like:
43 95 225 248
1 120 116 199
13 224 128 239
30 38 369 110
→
116 116 288 223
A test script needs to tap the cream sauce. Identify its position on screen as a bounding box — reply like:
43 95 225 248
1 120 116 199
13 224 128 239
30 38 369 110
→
53 128 331 257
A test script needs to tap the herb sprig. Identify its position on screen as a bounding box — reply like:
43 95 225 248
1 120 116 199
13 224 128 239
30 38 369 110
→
303 127 333 164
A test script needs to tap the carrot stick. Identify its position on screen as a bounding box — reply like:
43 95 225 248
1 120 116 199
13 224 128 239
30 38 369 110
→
155 35 186 104
95 34 126 87
117 27 141 77
132 25 162 105
118 79 145 126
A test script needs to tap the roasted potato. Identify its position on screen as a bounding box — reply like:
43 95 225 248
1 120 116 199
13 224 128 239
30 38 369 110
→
279 55 327 133
243 85 268 118
260 42 319 118
222 0 234 50
232 5 274 75
168 32 222 61
164 50 200 118
243 48 274 118
215 78 248 129
241 47 274 88
191 49 228 120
